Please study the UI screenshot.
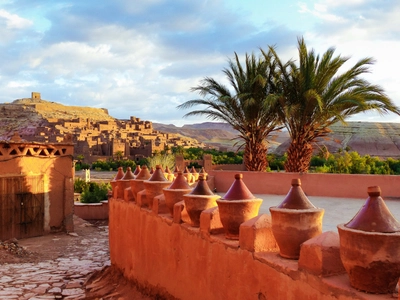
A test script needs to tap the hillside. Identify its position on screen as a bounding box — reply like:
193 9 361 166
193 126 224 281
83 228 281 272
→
2 96 400 158
154 122 400 158
0 98 114 140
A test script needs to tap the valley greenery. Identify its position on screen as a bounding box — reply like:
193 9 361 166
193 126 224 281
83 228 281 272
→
76 147 400 175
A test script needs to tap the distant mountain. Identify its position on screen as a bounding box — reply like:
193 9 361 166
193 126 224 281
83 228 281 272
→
154 121 400 158
153 122 289 152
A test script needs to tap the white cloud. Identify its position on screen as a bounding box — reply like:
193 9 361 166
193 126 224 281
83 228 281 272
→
0 9 32 29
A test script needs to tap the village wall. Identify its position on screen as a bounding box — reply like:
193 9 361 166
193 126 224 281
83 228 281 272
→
0 137 74 237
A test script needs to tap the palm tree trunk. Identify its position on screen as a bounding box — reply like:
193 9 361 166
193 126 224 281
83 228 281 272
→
244 139 268 171
284 138 313 173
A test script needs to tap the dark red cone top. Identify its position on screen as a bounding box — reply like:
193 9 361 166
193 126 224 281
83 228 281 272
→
189 175 214 196
190 166 198 174
165 166 172 174
121 167 135 180
133 165 141 176
345 186 400 233
148 165 168 181
184 167 190 174
277 179 316 209
173 165 180 173
168 172 191 189
150 167 155 174
135 165 151 180
113 167 125 181
222 174 255 200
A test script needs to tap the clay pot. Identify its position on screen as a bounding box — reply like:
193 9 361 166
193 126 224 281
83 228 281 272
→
190 166 199 181
337 186 400 294
110 167 124 198
130 166 151 201
183 175 220 227
116 167 135 200
163 172 193 216
133 165 141 176
143 165 171 209
164 166 175 181
199 167 208 180
216 174 262 240
173 165 180 174
183 167 193 184
269 179 324 259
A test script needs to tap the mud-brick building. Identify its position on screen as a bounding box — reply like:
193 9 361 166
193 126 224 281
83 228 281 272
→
0 133 74 240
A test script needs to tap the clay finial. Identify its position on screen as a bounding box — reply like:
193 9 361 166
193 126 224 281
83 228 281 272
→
173 165 180 173
113 167 125 181
135 165 151 180
168 171 191 189
345 186 400 233
222 174 255 200
190 166 198 174
121 167 135 180
277 178 316 209
148 165 168 181
165 166 172 174
189 175 214 196
133 165 141 176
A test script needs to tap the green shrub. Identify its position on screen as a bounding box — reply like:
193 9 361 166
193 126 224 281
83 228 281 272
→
74 178 89 193
80 182 111 203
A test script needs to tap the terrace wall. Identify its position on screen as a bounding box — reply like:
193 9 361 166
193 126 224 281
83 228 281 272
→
210 170 400 199
109 171 399 299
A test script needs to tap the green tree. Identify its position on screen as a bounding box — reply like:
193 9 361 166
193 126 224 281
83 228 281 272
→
178 51 282 171
270 37 400 173
114 151 124 161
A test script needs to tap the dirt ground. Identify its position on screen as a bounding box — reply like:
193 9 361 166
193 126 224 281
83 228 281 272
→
0 218 107 265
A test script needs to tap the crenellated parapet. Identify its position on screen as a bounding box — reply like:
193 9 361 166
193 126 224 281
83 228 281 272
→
109 171 400 299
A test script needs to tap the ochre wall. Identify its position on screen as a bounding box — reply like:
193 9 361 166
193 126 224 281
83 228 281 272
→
0 141 74 233
210 170 400 199
109 199 379 300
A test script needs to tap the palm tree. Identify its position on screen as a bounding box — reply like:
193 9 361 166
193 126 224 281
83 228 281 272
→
269 37 400 173
178 51 282 171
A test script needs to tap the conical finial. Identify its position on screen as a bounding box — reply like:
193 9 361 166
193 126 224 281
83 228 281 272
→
165 166 172 174
345 186 400 232
113 167 125 181
168 171 191 189
148 165 168 181
173 165 180 173
189 175 214 195
190 166 198 174
222 174 255 200
135 165 151 180
277 179 316 209
150 166 155 174
133 165 141 176
121 167 135 180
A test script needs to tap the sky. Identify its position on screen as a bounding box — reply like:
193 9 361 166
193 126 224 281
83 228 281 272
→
1 0 400 126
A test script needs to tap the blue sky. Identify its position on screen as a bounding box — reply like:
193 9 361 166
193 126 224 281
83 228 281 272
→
1 0 400 125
